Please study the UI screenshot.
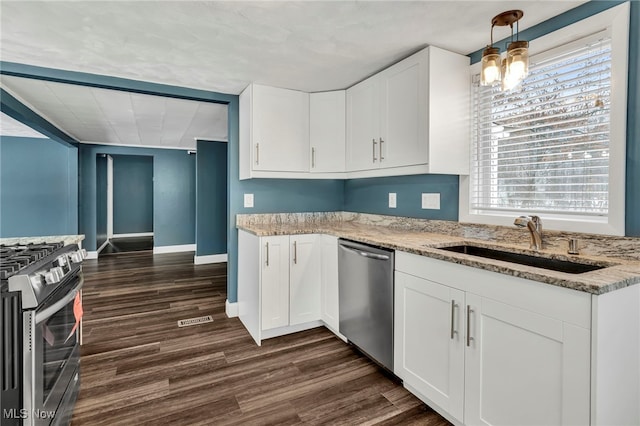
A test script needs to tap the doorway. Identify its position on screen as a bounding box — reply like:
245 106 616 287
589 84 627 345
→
96 154 154 255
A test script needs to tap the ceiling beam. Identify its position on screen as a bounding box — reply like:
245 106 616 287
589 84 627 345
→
0 61 235 105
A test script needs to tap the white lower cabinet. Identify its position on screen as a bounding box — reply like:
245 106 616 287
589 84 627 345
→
394 272 465 422
320 235 341 334
260 235 290 330
395 251 591 426
464 294 591 426
289 234 321 326
238 230 341 345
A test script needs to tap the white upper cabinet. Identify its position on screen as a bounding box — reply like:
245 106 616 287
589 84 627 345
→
240 46 470 179
346 77 381 171
346 46 470 175
310 91 346 173
240 83 310 179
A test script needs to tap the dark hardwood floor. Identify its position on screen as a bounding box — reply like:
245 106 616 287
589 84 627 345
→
72 251 450 425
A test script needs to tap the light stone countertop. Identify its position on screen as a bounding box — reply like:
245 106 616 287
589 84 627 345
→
0 234 85 247
236 213 640 295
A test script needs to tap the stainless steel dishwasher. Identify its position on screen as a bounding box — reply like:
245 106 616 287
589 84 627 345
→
338 239 394 371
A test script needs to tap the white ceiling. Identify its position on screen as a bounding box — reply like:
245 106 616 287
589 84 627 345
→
0 1 587 148
0 112 47 138
0 76 228 149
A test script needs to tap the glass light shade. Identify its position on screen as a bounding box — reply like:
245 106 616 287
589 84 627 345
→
481 47 501 86
501 58 518 91
506 41 529 82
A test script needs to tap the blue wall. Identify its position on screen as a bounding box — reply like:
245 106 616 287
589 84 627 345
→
196 140 228 256
79 144 195 251
0 136 78 237
112 155 154 234
96 155 108 248
344 174 458 220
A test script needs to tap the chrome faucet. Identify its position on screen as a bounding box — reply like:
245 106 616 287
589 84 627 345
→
514 215 543 250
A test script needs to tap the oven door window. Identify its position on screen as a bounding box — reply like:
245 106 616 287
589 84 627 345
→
41 296 77 403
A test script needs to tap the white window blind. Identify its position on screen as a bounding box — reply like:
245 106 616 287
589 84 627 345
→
471 36 612 216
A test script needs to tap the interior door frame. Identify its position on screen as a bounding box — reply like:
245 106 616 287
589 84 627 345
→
107 154 114 239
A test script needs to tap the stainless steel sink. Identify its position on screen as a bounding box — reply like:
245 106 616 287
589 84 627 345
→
437 245 609 274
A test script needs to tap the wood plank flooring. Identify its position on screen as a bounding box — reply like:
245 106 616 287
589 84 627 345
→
72 251 450 425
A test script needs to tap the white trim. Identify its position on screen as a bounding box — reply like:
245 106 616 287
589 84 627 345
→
96 239 109 254
112 232 154 238
260 320 324 340
225 300 238 318
107 155 113 239
85 251 98 260
460 3 629 237
152 244 196 254
194 253 228 265
80 140 197 151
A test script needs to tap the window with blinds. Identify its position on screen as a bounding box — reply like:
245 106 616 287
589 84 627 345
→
470 36 612 217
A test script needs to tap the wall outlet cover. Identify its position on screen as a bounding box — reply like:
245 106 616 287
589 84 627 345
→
244 193 254 208
389 193 397 208
422 193 440 210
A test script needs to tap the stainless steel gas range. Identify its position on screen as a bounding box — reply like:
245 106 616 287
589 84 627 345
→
1 242 86 426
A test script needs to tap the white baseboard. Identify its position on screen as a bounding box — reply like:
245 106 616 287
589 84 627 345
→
153 244 196 254
225 300 238 318
113 232 154 238
96 240 109 254
261 320 324 340
85 251 98 260
194 253 228 265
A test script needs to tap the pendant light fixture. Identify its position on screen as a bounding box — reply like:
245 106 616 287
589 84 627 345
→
481 10 529 90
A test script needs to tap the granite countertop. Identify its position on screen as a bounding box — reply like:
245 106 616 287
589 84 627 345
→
0 234 85 247
237 217 640 295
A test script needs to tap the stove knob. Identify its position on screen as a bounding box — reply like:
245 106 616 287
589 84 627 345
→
80 249 88 259
55 256 68 267
51 267 65 281
70 252 83 263
44 271 59 285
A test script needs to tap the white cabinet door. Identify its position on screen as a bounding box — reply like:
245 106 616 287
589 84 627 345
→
289 234 321 325
310 91 346 173
346 76 380 171
464 293 591 426
379 49 428 168
320 235 339 332
395 271 465 422
261 235 290 330
252 84 310 173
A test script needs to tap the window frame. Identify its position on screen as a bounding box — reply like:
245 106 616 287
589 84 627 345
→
460 2 630 236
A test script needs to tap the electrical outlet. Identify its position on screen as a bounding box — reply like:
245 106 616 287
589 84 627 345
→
388 193 397 208
421 193 440 210
244 193 254 208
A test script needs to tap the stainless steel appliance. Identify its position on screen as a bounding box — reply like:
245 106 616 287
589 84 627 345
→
338 239 394 371
1 243 85 426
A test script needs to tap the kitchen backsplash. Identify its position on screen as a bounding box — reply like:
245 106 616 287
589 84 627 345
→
236 212 640 262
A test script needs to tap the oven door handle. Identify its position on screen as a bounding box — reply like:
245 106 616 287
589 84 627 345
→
35 277 84 325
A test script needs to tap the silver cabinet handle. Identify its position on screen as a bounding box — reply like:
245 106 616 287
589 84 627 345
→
450 300 458 339
265 242 269 266
466 305 474 347
293 241 297 264
372 139 378 162
311 147 316 168
255 143 260 165
379 138 385 161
